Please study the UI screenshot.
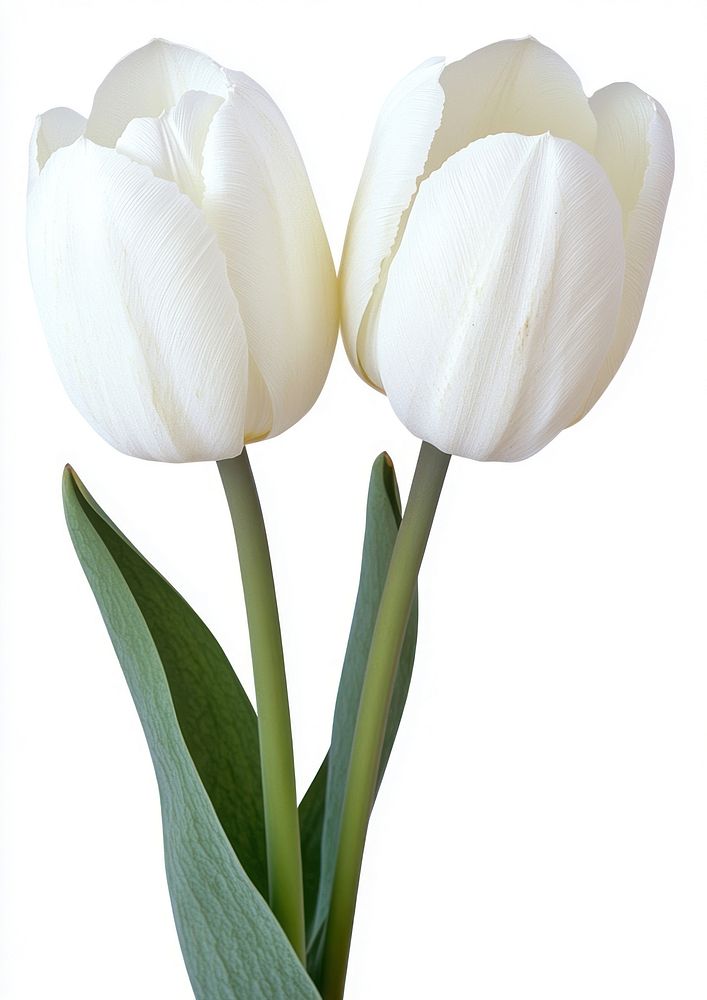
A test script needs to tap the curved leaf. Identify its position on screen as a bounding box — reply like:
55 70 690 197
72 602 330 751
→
299 757 328 931
64 467 319 999
300 453 418 980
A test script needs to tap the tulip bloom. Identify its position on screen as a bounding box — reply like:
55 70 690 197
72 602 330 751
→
341 38 673 461
28 40 338 462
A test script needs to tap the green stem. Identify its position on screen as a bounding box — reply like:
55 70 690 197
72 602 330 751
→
321 441 451 999
218 449 306 961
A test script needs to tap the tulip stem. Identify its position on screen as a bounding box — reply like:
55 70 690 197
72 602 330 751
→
320 441 451 1000
218 449 306 962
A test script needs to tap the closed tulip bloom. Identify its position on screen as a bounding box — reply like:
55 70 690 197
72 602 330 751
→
341 38 673 461
28 40 338 462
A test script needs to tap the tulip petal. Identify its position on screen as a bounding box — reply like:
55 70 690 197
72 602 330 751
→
340 58 445 386
201 73 338 440
29 107 86 185
375 132 625 461
27 139 248 462
580 83 674 414
86 39 228 148
116 90 223 203
425 37 597 176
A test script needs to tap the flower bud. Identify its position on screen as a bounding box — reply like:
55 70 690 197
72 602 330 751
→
28 40 338 462
341 38 673 461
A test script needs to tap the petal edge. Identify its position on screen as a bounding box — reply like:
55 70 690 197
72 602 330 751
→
580 83 674 415
29 107 86 187
85 39 228 148
340 58 445 386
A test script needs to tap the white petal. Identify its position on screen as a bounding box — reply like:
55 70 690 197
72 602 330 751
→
580 83 674 414
339 58 445 386
85 39 228 148
27 139 249 462
375 133 625 462
425 37 597 176
201 73 338 440
116 90 223 203
29 107 86 186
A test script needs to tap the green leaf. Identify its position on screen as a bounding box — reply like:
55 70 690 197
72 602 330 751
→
64 467 320 1000
300 453 418 979
66 466 268 896
299 756 328 932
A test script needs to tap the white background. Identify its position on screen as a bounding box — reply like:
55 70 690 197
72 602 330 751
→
2 1 706 997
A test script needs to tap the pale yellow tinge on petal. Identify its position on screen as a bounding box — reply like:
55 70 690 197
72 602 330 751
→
425 37 597 176
116 90 223 204
29 107 86 187
339 58 445 387
580 83 674 416
85 39 228 148
202 72 338 442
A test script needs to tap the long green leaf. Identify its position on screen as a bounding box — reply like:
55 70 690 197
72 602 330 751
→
300 453 418 980
299 757 328 931
64 467 319 999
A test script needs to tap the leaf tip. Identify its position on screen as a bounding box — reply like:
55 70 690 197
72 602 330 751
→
62 462 83 495
62 464 92 518
378 452 403 522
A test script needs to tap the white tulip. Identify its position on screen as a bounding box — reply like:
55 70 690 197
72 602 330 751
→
341 38 673 461
28 40 338 462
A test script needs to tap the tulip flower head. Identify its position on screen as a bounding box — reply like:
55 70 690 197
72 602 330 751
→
341 37 673 461
28 40 338 462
